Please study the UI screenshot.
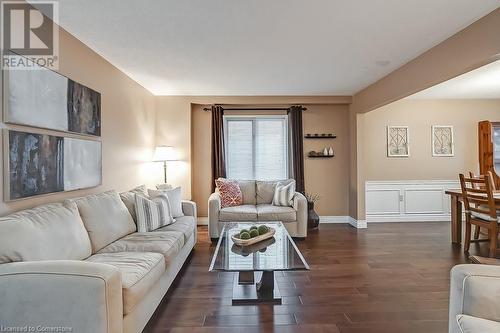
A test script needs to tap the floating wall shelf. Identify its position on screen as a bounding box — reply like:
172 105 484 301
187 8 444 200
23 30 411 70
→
304 134 337 139
308 155 334 159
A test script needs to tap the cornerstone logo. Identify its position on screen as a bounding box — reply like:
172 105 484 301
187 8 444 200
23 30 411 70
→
1 0 59 70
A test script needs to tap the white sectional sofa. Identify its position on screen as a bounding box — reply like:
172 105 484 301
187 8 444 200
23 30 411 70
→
208 179 308 240
449 264 500 333
0 190 197 333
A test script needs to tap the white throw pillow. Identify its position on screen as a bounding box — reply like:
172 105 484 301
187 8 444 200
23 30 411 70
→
148 186 184 218
135 194 174 232
272 181 296 207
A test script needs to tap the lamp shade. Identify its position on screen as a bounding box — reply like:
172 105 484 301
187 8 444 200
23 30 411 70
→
153 146 177 161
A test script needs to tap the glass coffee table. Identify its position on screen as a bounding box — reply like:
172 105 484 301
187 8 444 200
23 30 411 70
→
209 221 309 305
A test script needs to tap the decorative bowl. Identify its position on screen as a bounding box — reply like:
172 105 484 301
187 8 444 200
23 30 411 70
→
231 227 276 247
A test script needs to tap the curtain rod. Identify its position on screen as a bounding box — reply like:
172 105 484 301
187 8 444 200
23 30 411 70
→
202 107 307 112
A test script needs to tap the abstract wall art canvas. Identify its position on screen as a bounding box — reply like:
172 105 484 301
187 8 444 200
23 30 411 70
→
432 125 454 157
67 81 101 136
8 131 64 200
387 126 410 157
4 59 101 136
5 130 102 200
63 137 102 191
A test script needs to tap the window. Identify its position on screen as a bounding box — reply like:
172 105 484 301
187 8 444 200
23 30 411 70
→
224 115 288 180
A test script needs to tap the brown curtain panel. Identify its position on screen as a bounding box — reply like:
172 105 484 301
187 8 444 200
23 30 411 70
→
211 105 226 191
287 105 305 193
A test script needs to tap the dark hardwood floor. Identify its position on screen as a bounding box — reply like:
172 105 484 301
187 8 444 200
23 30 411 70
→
144 222 487 333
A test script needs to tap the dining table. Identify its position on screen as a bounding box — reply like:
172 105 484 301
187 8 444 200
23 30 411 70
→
445 189 500 244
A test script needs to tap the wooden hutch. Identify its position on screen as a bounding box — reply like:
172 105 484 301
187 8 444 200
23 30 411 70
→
479 121 500 189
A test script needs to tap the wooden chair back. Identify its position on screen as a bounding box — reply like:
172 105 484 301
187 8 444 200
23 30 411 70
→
469 171 497 191
460 173 498 222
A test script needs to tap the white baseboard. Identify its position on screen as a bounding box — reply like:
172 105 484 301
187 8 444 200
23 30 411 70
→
349 217 367 229
320 216 367 229
197 217 208 225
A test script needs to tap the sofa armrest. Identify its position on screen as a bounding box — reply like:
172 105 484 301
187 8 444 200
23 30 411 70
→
182 200 197 218
449 264 500 333
208 192 221 238
0 260 123 333
293 192 308 237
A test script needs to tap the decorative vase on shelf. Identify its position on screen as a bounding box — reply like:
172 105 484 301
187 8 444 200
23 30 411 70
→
307 201 320 229
328 147 334 156
323 147 328 156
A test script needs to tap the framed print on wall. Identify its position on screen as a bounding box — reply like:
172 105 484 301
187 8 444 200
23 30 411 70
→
3 57 101 136
387 126 410 157
4 129 102 201
432 125 454 157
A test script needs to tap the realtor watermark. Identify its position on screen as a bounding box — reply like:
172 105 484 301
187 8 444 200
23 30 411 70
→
1 0 59 70
0 325 71 332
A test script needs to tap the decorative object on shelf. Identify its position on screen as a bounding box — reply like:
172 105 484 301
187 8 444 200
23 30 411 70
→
305 192 320 229
387 126 410 157
432 125 454 157
304 133 337 139
307 151 334 158
4 58 101 136
328 147 334 156
5 129 102 200
323 147 328 156
153 146 178 184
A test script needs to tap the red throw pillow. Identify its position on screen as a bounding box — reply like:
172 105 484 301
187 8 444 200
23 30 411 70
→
215 178 243 208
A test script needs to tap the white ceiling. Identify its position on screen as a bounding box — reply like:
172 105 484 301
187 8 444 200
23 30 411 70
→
409 60 500 99
33 0 500 96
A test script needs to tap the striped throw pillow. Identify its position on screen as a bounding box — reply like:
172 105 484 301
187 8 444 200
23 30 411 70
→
134 194 174 232
272 181 296 207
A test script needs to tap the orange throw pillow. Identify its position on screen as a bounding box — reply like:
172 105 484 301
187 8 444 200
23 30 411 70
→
215 178 243 208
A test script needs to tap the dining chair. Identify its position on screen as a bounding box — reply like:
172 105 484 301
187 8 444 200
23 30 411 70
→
469 171 488 240
460 172 500 257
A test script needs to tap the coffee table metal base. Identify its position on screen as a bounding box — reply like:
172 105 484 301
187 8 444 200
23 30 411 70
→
232 271 281 305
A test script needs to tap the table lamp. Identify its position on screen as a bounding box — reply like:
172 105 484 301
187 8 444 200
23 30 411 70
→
153 146 177 184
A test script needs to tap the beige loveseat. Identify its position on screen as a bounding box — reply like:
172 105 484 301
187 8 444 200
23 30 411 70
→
208 179 307 240
0 190 197 333
449 264 500 333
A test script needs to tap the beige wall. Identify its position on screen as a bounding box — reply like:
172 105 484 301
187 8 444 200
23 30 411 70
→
355 98 500 219
0 27 157 215
303 104 350 216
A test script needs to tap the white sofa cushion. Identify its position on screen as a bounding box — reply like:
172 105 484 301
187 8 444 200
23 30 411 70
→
135 194 174 232
86 251 165 315
149 187 184 218
73 190 136 253
257 204 297 222
98 231 185 264
0 201 92 263
120 185 148 222
219 205 258 221
237 180 256 205
156 216 196 243
457 315 500 333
